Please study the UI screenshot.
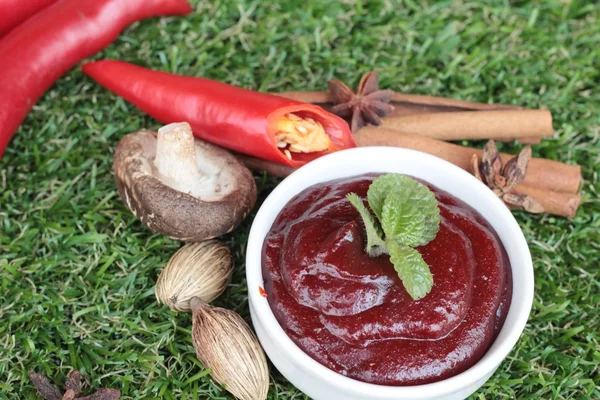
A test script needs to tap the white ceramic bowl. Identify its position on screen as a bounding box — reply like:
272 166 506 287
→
246 147 533 400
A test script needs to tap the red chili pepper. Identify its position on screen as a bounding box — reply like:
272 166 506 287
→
0 0 192 159
0 0 60 37
82 60 355 167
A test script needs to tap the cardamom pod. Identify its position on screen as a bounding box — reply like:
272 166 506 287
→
480 139 503 186
471 140 544 213
191 298 269 400
155 241 233 311
503 145 531 189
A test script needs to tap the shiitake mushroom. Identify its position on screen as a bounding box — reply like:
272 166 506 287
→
112 122 256 241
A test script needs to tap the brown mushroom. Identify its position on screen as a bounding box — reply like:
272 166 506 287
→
113 122 257 241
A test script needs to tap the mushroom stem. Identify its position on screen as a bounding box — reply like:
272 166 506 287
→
154 122 208 196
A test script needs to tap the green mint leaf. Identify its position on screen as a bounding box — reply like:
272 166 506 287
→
372 175 440 247
381 191 427 245
367 174 401 220
346 193 388 257
352 174 441 300
387 240 433 300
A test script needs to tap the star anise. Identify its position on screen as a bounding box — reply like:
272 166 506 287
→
471 140 544 213
328 71 395 132
29 370 120 400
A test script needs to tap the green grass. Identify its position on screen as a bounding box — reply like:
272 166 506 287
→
1 0 599 398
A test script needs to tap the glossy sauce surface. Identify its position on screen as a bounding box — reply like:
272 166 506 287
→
262 174 512 385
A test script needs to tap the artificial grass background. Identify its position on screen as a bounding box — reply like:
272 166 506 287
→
1 0 598 398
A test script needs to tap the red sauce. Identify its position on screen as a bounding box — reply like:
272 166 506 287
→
262 174 512 386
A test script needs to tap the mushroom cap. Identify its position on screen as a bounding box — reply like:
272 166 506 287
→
113 130 257 241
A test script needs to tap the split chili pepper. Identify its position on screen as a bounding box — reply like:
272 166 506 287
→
0 0 59 37
82 60 355 167
0 0 192 159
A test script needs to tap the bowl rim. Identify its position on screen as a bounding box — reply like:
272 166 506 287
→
246 147 534 398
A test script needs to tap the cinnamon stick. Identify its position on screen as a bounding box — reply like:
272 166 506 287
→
240 154 295 178
276 91 521 111
240 126 580 194
238 155 581 218
390 92 521 112
381 110 552 142
275 91 546 143
515 185 582 218
355 127 580 194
